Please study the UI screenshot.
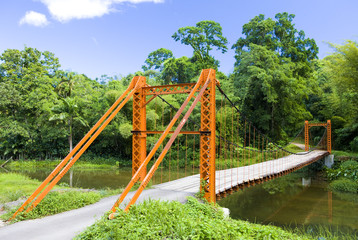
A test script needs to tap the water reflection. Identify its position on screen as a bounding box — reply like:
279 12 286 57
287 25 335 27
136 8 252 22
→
302 177 311 187
6 167 194 190
218 172 358 233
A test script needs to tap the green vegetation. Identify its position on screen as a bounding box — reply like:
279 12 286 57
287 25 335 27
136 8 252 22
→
0 173 47 204
0 13 357 164
2 191 101 222
76 197 309 240
287 225 358 240
329 179 358 193
326 160 358 193
0 172 122 222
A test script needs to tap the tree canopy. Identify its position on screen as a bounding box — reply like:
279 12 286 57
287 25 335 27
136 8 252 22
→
172 20 228 69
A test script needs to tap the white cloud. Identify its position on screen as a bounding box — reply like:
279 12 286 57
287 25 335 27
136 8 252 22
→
19 11 50 27
40 0 164 23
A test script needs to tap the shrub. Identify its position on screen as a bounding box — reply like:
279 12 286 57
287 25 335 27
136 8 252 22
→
76 197 306 240
326 160 358 181
2 190 101 222
329 179 358 193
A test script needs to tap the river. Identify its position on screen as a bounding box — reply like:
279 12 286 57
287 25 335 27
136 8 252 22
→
3 164 357 235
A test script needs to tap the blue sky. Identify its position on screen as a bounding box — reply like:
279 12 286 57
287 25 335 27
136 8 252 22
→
0 0 357 80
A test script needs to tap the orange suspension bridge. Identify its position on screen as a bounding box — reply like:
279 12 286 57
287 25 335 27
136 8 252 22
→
10 69 332 221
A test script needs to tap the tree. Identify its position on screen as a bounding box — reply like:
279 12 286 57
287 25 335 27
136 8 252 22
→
142 48 173 71
233 44 312 139
319 41 358 151
55 71 77 98
232 13 318 78
161 57 197 84
172 20 228 69
231 13 319 139
0 47 60 158
49 97 88 154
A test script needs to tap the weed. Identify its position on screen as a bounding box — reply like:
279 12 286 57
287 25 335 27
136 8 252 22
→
76 197 308 240
2 191 101 222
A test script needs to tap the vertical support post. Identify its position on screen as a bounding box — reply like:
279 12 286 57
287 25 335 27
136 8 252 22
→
304 120 309 152
200 69 216 203
327 120 332 154
132 76 147 181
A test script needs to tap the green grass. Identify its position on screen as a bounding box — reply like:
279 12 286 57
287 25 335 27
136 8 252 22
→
1 190 102 222
285 144 305 153
76 197 310 240
0 173 59 204
332 150 358 158
329 179 358 193
0 173 124 223
287 224 358 240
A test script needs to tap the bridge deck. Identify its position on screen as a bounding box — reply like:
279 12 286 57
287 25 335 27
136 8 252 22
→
154 150 329 195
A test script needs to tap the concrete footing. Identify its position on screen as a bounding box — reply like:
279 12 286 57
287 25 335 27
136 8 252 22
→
324 154 334 168
222 208 230 218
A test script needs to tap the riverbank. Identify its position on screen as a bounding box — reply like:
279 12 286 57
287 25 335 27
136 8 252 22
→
76 197 313 240
0 173 122 224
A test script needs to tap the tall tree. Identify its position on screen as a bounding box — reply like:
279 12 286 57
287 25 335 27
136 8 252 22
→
231 13 318 139
172 20 228 69
233 44 312 139
161 57 197 84
49 97 88 154
319 41 358 150
142 48 173 71
0 47 60 158
232 13 318 78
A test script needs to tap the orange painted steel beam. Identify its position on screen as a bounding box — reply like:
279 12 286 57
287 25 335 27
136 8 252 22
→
9 76 141 220
304 120 332 153
122 71 213 213
132 77 147 181
308 123 328 128
108 70 213 218
327 120 332 154
200 69 216 203
305 121 309 152
22 77 145 215
135 130 201 135
143 83 198 96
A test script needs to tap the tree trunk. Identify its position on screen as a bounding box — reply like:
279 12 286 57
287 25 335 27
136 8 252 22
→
69 119 73 188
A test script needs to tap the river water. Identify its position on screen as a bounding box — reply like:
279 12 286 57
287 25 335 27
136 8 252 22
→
3 165 357 235
217 168 358 236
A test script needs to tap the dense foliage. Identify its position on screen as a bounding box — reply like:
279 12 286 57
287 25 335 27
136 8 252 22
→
0 12 357 162
326 160 358 193
76 197 308 240
2 190 102 222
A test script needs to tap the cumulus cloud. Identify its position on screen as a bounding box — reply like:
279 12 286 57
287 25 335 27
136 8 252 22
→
19 11 50 27
40 0 164 23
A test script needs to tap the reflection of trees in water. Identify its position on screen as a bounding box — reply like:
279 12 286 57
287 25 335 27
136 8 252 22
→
333 191 358 203
218 173 303 222
262 173 301 194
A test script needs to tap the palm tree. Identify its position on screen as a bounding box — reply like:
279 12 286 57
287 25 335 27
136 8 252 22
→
49 97 88 156
50 97 88 187
56 71 77 98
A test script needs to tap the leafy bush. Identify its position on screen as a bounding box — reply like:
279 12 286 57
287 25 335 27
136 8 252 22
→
329 179 358 193
326 160 358 181
2 190 101 222
76 197 307 240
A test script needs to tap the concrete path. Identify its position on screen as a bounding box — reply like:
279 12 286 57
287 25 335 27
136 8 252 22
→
0 189 194 240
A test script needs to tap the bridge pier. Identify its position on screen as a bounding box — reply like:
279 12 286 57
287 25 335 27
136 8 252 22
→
324 154 334 168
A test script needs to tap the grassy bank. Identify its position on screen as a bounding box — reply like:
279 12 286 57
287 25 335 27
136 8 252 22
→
2 159 117 171
0 173 121 223
325 151 358 194
76 197 310 240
